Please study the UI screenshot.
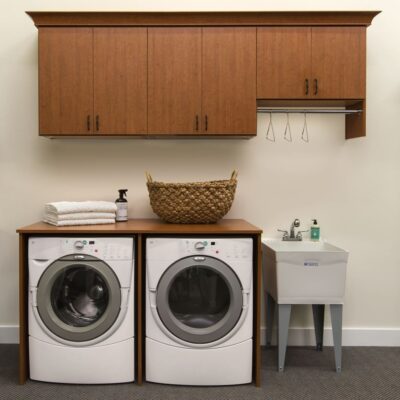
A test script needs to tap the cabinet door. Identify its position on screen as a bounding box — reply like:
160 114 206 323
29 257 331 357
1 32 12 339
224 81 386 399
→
148 28 202 135
202 28 257 135
94 28 147 135
39 28 93 135
257 28 312 99
311 27 366 99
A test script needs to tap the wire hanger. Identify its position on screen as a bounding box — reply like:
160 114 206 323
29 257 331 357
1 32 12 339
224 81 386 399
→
266 112 275 142
283 113 292 142
301 112 309 143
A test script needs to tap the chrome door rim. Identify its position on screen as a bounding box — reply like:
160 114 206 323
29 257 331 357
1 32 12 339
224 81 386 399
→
36 255 121 342
156 255 243 344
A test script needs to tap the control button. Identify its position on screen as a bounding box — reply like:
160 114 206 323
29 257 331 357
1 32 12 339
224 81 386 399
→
194 241 206 250
83 240 87 245
74 240 84 250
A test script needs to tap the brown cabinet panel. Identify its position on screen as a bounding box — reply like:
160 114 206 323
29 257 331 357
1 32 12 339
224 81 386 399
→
39 28 93 135
257 27 312 99
148 28 202 134
202 28 257 135
94 28 147 134
311 27 366 99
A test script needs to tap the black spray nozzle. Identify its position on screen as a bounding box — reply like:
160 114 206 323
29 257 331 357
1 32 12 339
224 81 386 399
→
118 189 128 199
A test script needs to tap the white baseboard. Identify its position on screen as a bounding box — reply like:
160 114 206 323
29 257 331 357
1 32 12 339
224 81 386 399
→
261 327 400 347
0 325 19 344
1 325 399 346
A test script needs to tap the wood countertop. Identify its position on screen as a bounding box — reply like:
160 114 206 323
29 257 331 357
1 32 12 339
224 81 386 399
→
17 218 262 235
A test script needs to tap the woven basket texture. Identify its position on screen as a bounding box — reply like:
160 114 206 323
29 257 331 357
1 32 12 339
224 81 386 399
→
146 171 238 224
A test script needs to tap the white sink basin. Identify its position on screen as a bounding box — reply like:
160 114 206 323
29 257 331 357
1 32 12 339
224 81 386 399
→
263 239 345 253
262 239 349 304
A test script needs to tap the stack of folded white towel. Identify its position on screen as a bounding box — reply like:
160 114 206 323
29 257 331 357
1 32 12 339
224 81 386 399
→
43 201 118 226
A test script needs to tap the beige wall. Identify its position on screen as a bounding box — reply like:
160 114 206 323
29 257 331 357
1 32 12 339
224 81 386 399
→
0 0 399 340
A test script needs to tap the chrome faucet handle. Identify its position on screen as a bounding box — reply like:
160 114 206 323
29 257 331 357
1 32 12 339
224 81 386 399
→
296 230 309 240
278 229 289 240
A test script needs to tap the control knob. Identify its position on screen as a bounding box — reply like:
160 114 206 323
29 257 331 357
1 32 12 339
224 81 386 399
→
74 240 84 250
194 241 206 250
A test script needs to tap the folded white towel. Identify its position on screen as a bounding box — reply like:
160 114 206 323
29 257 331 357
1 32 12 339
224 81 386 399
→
44 212 116 223
43 218 116 227
45 201 117 215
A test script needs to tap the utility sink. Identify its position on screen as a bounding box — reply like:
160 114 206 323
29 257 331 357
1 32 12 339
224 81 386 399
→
262 239 349 304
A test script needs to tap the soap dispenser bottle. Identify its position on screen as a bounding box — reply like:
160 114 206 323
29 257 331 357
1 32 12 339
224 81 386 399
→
115 189 128 222
310 219 320 241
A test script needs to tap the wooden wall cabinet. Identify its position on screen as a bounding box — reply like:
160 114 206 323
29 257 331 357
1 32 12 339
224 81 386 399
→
94 28 147 135
39 27 147 136
39 28 93 135
257 27 312 99
148 27 256 136
257 27 366 100
29 11 379 139
148 28 202 135
311 27 366 99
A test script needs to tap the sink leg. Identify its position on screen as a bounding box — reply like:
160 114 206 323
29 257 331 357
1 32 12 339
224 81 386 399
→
312 304 325 351
278 304 291 372
266 293 276 347
330 304 343 372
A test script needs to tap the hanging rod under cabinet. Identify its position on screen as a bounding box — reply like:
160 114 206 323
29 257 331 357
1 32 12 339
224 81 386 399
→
256 108 363 115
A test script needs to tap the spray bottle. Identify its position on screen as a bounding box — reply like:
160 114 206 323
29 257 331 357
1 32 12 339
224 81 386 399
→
115 189 128 222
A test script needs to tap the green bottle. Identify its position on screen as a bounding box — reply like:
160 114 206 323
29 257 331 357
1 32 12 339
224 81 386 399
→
311 219 320 241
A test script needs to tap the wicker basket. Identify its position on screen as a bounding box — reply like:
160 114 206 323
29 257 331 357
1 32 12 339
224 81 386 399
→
146 171 238 224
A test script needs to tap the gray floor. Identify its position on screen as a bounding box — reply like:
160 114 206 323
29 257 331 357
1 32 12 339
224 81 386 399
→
1 345 399 400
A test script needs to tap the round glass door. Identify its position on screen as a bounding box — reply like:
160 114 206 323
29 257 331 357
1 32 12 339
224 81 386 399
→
37 255 121 342
51 266 109 327
156 256 243 344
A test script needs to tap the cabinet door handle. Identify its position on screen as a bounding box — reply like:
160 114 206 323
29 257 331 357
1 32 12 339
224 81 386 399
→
95 115 99 131
314 79 318 95
86 115 91 131
205 115 208 132
305 79 309 95
195 115 199 131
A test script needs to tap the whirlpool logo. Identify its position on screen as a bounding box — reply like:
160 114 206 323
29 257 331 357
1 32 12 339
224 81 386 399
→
304 261 319 267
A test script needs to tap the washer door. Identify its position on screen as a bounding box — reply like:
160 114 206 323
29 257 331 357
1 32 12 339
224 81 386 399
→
156 256 243 344
36 255 121 342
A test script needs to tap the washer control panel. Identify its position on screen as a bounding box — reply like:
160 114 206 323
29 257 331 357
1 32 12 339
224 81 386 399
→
179 238 252 259
60 238 133 260
28 237 134 261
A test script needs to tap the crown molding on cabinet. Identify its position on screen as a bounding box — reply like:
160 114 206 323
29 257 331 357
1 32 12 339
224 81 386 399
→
26 11 380 28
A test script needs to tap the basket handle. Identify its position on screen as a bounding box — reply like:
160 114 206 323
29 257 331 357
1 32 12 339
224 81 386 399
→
230 170 238 181
145 171 153 183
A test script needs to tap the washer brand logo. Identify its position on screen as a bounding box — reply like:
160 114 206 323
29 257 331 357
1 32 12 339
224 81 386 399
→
304 261 319 267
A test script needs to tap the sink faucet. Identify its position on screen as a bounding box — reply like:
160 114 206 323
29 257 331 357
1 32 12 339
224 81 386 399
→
278 219 309 241
290 218 300 239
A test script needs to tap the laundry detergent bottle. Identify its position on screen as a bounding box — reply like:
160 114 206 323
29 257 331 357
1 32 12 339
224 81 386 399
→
115 189 128 222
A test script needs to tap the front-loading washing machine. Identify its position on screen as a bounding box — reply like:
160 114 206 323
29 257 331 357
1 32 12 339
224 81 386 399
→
146 237 253 386
28 237 135 384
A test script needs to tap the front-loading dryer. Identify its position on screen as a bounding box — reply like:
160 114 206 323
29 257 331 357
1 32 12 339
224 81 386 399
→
146 237 253 386
28 237 135 384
